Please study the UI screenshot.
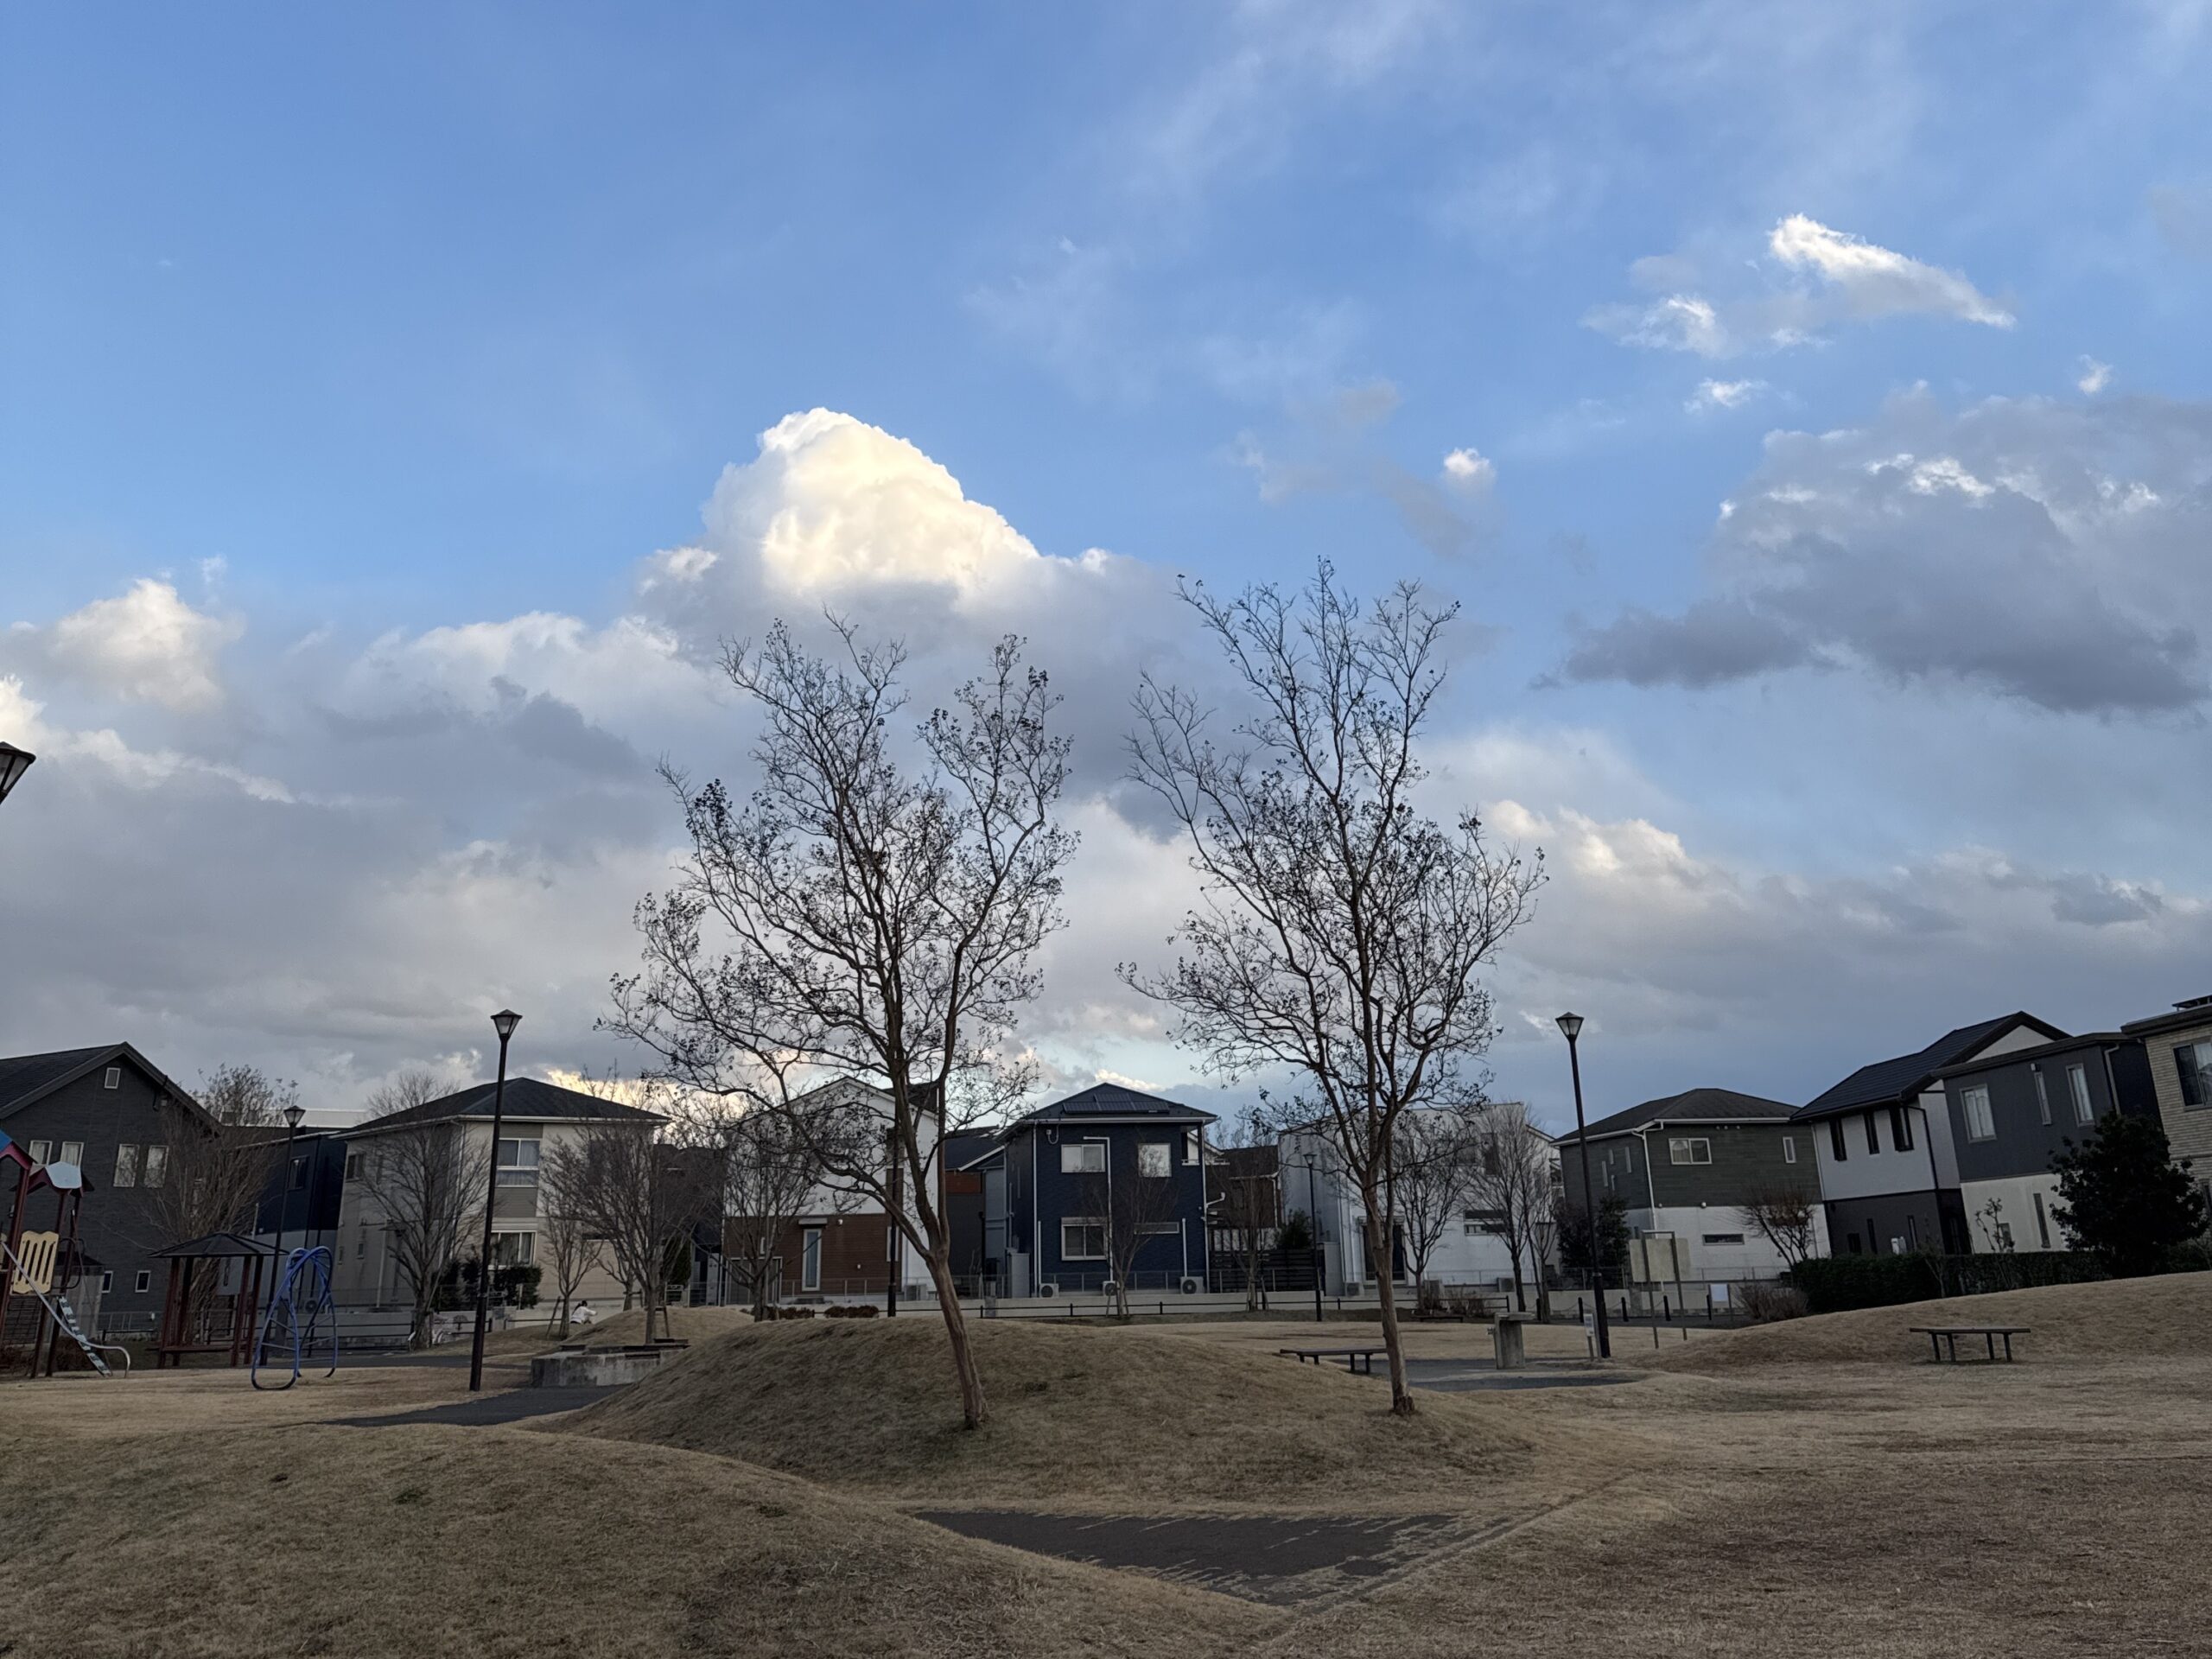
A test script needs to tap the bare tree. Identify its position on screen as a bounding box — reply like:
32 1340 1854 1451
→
1742 1185 1821 1270
355 1070 486 1349
533 1156 603 1338
718 1106 830 1319
1078 1147 1186 1319
1125 566 1542 1415
1211 1109 1280 1312
541 1082 709 1343
607 620 1074 1429
134 1065 294 1337
1393 1106 1479 1299
1463 1100 1555 1313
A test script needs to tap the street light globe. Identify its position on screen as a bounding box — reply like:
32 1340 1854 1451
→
0 742 35 806
282 1103 307 1131
491 1008 522 1042
1555 1012 1585 1040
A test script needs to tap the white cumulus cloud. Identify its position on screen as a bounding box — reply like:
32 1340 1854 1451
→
21 578 242 711
1440 447 1496 491
1686 378 1768 412
2077 357 2113 395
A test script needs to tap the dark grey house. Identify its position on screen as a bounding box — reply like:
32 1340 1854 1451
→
1935 1033 2158 1252
986 1084 1214 1297
1796 1012 2067 1257
0 1043 213 1336
1566 1086 1822 1280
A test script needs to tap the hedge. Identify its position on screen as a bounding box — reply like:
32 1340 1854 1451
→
1786 1249 2106 1314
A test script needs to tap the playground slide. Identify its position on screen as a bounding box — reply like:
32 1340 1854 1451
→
0 1233 127 1376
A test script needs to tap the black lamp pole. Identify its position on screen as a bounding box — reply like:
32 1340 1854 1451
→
1558 1013 1611 1359
274 1103 307 1266
468 1008 521 1394
1303 1152 1324 1323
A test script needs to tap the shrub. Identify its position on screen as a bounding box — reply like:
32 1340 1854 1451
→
1735 1281 1809 1323
824 1303 880 1319
1787 1249 2105 1314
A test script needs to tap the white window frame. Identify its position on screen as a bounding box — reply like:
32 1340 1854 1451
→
99 1270 113 1294
494 1137 542 1186
1700 1231 1745 1246
2067 1064 2094 1125
1136 1220 1181 1239
1182 1128 1201 1165
1135 1141 1172 1179
1059 1141 1105 1175
1782 1136 1797 1165
60 1140 81 1166
143 1145 169 1188
134 1269 150 1294
490 1230 535 1268
113 1144 143 1187
1059 1217 1108 1261
799 1226 823 1292
27 1140 50 1166
1961 1085 1996 1142
1669 1137 1713 1166
2033 1067 2051 1124
103 1066 121 1090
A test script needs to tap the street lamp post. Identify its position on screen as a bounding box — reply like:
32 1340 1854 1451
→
468 1008 521 1394
0 743 35 807
273 1102 307 1267
1302 1151 1324 1323
1556 1013 1611 1360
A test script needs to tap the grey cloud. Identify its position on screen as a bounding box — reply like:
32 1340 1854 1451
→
495 681 643 778
1556 391 2212 715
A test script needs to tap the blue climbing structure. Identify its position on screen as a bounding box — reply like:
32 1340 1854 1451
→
251 1245 339 1390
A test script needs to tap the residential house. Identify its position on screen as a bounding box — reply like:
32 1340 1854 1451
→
2121 995 2212 1179
1562 1086 1825 1282
334 1075 664 1314
988 1084 1214 1296
0 1043 213 1336
723 1077 945 1305
1278 1107 1535 1296
251 1130 348 1257
1796 1012 2066 1257
1933 1033 2158 1253
941 1128 998 1296
1205 1139 1284 1287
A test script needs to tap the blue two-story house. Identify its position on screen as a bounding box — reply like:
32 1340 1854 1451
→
972 1084 1214 1297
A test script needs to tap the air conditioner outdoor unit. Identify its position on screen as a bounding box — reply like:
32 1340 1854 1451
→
1036 1281 1059 1298
1178 1276 1203 1295
1344 1278 1364 1294
1100 1280 1119 1297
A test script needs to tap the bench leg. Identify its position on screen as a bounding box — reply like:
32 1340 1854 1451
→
1946 1334 1959 1363
1986 1332 1995 1362
2003 1333 2014 1362
1927 1332 1941 1363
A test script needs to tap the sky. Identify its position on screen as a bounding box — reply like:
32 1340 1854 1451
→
4 3 2210 1130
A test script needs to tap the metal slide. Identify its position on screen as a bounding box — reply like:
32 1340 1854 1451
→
0 1234 128 1376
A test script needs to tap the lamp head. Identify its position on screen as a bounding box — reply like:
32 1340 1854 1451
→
282 1103 307 1131
0 742 35 805
491 1008 522 1042
1555 1012 1585 1041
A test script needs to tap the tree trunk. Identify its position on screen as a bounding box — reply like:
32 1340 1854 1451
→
1507 1243 1527 1313
924 1248 988 1429
1367 1208 1415 1416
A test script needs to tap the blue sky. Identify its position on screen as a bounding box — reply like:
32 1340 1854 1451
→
5 3 2211 1124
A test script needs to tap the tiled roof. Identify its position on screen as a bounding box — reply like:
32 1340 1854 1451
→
0 1046 116 1115
1574 1086 1797 1141
1014 1083 1217 1125
1796 1013 2066 1120
346 1075 664 1135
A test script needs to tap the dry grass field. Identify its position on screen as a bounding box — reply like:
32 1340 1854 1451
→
4 1277 2209 1656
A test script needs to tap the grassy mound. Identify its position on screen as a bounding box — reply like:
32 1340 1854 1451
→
1637 1270 2212 1373
563 1315 1607 1508
0 1422 1263 1658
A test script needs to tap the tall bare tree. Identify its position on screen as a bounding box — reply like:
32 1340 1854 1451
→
1211 1109 1280 1311
1393 1106 1480 1298
137 1065 294 1337
533 1156 603 1338
1078 1147 1187 1319
717 1105 830 1319
355 1069 486 1349
1127 566 1541 1415
540 1088 707 1344
1463 1100 1555 1313
607 621 1074 1429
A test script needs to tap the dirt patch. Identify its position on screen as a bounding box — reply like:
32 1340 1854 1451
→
1633 1270 2212 1374
561 1315 1630 1510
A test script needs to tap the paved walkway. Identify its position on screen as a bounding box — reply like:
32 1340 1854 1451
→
328 1385 617 1428
1396 1357 1637 1393
917 1510 1464 1605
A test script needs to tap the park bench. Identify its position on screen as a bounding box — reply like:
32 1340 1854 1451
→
1910 1325 2030 1363
1277 1345 1387 1376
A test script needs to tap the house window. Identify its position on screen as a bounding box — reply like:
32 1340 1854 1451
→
1905 1215 1920 1250
113 1145 142 1187
1864 1112 1880 1154
1669 1138 1712 1166
1059 1141 1105 1175
289 1154 310 1191
103 1066 121 1090
143 1146 169 1188
2033 1067 2051 1124
346 1153 362 1181
1891 1107 1914 1153
1136 1141 1172 1179
99 1270 113 1294
800 1228 822 1291
1183 1129 1201 1165
1961 1086 1996 1142
2177 1041 2212 1109
1846 1231 1861 1254
1782 1136 1796 1165
27 1140 49 1166
1060 1217 1107 1260
1136 1221 1181 1239
1829 1118 1848 1161
1700 1232 1745 1246
60 1141 80 1166
2067 1064 2094 1125
134 1270 150 1294
2033 1192 2052 1250
490 1231 534 1267
1463 1208 1505 1235
495 1138 542 1185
